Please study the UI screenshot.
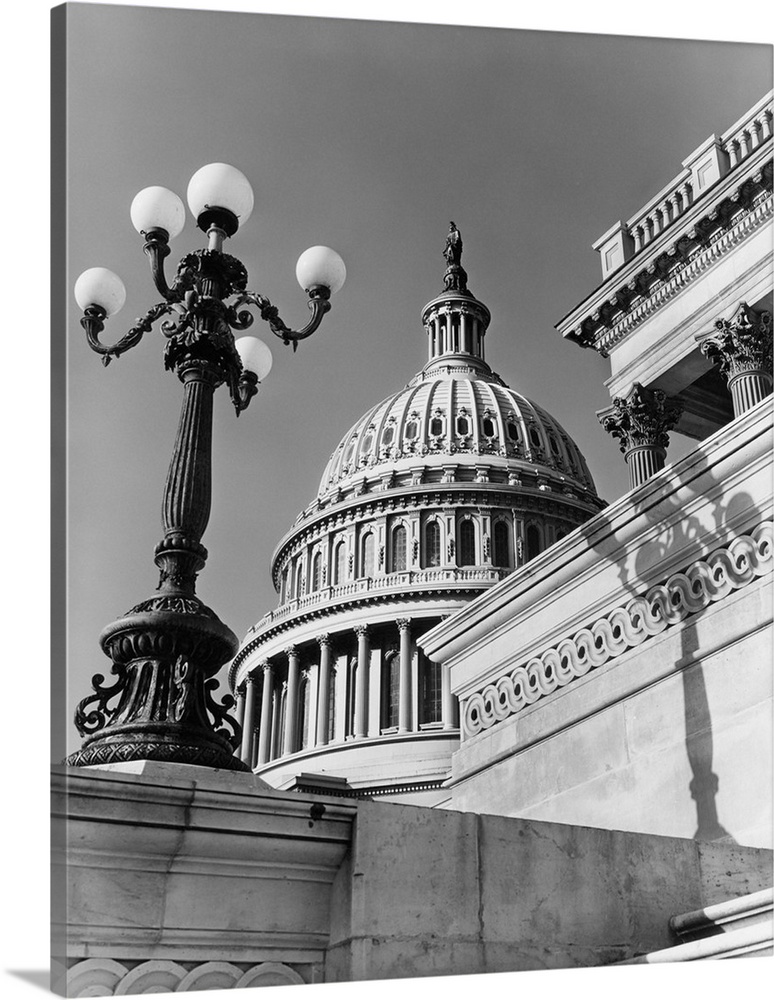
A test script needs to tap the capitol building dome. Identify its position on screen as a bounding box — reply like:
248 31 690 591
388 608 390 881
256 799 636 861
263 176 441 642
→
230 227 605 804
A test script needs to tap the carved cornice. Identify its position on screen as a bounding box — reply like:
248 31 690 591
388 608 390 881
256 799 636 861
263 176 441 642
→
698 302 773 382
598 383 683 454
462 521 773 739
562 165 772 356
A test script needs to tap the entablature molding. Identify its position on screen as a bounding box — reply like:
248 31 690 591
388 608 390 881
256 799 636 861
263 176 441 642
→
556 153 772 357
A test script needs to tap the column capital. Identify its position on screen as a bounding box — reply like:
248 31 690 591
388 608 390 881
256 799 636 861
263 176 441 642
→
598 383 682 454
396 617 412 632
317 633 333 648
284 644 300 659
353 624 370 639
259 660 273 676
698 303 773 382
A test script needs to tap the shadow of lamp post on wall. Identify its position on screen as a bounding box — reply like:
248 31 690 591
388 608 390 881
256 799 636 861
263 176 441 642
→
66 162 346 770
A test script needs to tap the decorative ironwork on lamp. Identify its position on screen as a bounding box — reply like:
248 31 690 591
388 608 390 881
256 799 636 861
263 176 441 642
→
67 162 346 770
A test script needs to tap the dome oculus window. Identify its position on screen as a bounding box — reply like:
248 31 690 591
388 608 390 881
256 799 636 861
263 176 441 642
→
456 415 470 436
382 426 395 447
507 422 520 442
482 417 496 437
430 416 444 437
405 420 419 440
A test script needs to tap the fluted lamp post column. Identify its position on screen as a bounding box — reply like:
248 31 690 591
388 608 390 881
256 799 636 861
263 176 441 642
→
598 383 682 490
67 163 346 770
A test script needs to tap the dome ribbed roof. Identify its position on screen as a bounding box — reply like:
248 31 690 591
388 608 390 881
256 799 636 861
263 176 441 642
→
317 362 597 499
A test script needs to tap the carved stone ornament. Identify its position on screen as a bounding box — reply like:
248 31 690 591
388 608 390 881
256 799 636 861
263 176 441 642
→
463 521 772 739
699 303 773 382
599 382 683 454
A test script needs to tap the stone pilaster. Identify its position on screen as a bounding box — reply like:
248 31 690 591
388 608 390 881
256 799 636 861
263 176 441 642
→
441 663 455 730
396 618 412 734
353 626 370 739
698 303 772 417
598 383 682 489
256 662 274 765
315 634 333 747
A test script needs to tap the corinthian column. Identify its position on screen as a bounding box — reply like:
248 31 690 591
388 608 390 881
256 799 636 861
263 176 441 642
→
353 625 370 739
315 634 333 747
598 383 682 489
698 304 773 416
283 646 301 756
396 618 412 734
256 662 274 765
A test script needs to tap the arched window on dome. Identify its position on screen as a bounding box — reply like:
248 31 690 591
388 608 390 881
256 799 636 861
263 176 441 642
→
360 532 375 578
405 420 419 440
526 524 542 562
494 521 511 568
280 566 288 603
506 421 521 443
391 524 407 572
381 649 400 730
333 539 346 586
424 520 441 568
292 557 304 600
382 425 395 448
482 416 496 438
419 654 442 724
311 552 322 593
458 519 476 566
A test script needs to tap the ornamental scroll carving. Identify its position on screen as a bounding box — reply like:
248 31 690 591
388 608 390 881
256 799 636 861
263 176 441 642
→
462 522 772 738
63 958 306 995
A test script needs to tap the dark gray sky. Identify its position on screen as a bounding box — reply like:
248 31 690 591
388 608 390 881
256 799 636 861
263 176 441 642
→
61 4 772 758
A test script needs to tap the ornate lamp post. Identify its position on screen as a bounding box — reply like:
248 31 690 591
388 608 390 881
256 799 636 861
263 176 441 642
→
67 163 345 770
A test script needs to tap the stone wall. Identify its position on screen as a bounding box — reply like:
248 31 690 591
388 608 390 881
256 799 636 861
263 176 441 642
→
53 763 773 994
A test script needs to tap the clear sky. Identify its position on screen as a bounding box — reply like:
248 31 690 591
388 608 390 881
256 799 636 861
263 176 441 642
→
60 3 772 759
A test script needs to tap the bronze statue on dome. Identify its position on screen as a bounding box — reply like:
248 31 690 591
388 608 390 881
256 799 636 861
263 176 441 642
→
443 222 463 266
442 221 468 293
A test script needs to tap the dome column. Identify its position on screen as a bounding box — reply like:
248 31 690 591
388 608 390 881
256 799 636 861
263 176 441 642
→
598 383 682 489
283 646 301 756
315 634 333 747
396 618 413 734
353 625 370 739
697 303 772 417
256 662 274 765
238 675 257 767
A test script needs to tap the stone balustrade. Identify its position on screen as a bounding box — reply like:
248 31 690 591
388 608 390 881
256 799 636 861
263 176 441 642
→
593 91 772 278
247 566 510 636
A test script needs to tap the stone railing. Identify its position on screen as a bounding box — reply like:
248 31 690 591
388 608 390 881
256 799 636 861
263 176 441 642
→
248 566 509 635
594 92 773 277
461 521 773 739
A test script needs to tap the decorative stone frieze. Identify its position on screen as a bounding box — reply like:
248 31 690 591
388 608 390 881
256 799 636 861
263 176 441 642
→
462 521 773 739
598 383 683 488
698 303 773 416
63 958 306 995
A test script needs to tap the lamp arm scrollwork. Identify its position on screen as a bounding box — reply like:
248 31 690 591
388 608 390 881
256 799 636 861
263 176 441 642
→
230 286 331 351
82 301 177 367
